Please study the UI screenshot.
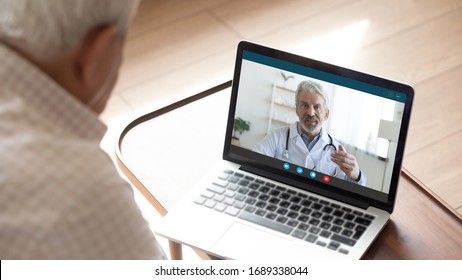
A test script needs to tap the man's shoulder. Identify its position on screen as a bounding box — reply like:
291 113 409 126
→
269 124 291 135
0 112 114 183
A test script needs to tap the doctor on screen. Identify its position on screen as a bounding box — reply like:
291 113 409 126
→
255 81 366 186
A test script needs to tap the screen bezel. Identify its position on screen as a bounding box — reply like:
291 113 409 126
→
223 41 414 214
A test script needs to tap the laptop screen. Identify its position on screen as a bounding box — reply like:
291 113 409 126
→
224 41 413 212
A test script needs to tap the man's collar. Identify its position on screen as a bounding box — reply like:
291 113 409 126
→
0 42 107 140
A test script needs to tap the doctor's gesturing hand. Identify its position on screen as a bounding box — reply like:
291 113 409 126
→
331 144 360 181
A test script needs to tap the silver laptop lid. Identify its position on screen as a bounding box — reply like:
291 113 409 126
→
223 41 414 213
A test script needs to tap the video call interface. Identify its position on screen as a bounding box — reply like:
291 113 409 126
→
230 50 407 202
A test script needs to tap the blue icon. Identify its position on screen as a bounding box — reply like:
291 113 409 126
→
309 171 317 178
296 167 303 174
283 163 290 170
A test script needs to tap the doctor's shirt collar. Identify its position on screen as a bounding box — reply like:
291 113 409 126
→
296 122 324 151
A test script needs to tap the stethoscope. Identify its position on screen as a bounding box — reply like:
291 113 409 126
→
282 128 338 175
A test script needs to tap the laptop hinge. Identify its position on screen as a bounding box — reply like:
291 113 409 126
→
240 164 370 210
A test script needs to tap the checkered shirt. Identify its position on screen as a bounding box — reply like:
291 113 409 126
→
0 43 166 259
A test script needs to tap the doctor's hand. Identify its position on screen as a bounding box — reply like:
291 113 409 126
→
331 145 360 181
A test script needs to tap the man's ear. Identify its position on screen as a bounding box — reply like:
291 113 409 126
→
74 25 118 87
325 109 330 120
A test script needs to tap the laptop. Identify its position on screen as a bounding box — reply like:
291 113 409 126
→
155 41 414 259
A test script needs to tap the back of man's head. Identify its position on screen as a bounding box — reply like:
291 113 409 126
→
0 0 139 61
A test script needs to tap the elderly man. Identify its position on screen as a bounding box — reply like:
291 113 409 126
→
0 0 166 259
256 80 366 186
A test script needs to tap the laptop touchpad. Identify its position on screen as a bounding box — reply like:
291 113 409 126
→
213 222 294 259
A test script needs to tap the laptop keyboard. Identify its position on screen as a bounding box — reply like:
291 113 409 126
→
195 169 375 255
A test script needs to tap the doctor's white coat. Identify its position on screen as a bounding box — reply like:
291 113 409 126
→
255 122 366 186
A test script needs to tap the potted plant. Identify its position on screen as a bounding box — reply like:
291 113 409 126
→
232 117 251 146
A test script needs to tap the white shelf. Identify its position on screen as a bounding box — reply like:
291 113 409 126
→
266 84 298 134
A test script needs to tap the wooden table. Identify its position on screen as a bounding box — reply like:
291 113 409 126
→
116 81 462 260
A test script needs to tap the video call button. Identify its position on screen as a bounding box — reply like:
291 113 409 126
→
283 163 290 170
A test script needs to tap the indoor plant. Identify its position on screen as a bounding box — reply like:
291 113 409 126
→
232 117 251 146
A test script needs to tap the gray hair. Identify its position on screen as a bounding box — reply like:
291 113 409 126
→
295 80 329 110
0 0 139 61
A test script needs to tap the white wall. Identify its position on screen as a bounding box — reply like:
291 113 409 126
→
234 60 277 149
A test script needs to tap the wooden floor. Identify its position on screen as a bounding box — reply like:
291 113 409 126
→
101 0 462 224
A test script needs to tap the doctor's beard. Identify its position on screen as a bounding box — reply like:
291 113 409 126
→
300 116 323 136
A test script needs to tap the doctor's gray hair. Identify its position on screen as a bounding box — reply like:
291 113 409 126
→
0 0 139 61
295 80 330 110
